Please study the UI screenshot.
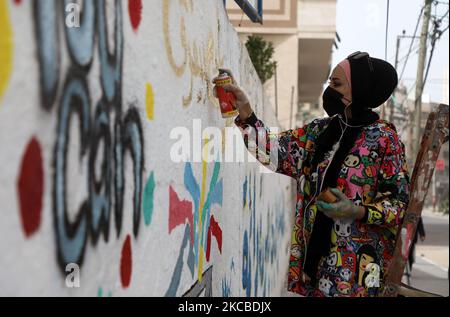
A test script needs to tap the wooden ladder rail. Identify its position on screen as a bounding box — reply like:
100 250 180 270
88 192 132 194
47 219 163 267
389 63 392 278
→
381 104 449 297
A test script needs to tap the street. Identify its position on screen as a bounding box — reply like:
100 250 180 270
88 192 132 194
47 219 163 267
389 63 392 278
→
407 209 449 297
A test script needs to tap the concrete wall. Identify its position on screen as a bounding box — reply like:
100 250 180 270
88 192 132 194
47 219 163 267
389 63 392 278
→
0 0 295 297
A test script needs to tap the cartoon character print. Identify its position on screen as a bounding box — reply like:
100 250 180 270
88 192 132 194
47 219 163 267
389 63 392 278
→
353 192 363 206
288 141 304 167
364 128 381 150
367 207 384 225
342 253 357 272
339 165 349 179
318 277 333 297
339 268 353 282
336 282 352 296
291 244 302 260
362 184 374 203
333 219 352 249
364 263 381 288
324 251 341 275
336 178 347 192
288 265 301 290
344 153 361 169
355 244 380 296
381 159 397 178
235 116 409 297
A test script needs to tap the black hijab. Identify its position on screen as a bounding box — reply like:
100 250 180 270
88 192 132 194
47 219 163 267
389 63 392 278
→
303 53 398 285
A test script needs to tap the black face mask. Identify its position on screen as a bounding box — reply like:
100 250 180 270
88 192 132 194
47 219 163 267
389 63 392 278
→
322 87 349 117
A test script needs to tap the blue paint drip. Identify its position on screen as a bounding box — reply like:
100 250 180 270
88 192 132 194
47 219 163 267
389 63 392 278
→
165 224 193 296
97 0 123 103
242 176 247 208
34 0 59 109
184 162 200 262
242 230 251 297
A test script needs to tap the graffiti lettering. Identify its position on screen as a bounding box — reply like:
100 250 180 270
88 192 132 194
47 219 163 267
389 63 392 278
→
34 0 144 272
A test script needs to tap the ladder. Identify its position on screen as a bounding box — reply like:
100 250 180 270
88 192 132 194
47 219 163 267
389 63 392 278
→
381 104 449 297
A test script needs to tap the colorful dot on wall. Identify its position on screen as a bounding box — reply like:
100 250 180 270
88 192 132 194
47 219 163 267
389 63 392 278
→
145 83 154 121
128 0 142 32
17 137 44 238
142 171 155 226
120 235 133 289
0 0 13 103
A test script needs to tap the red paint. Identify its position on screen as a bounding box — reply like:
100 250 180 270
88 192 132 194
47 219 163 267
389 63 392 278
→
120 235 132 288
13 0 22 5
128 0 142 32
206 215 222 262
168 186 193 244
17 137 44 238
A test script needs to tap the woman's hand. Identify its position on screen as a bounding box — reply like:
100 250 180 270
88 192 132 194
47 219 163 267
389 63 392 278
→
212 69 253 121
316 188 366 221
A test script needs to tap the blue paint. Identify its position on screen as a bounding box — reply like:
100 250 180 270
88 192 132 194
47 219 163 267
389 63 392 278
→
54 76 90 265
64 0 95 67
221 277 231 297
34 0 60 110
89 100 112 243
201 161 222 248
143 171 156 226
242 230 251 297
97 0 123 102
184 162 200 263
242 176 247 208
165 224 194 296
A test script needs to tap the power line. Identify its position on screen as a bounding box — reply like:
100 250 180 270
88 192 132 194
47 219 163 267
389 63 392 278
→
422 16 449 91
399 5 426 82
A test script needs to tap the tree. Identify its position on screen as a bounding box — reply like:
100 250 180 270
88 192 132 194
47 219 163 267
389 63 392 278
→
245 35 277 84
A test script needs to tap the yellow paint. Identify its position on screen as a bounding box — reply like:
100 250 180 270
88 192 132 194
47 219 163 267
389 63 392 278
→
198 246 204 282
198 139 208 238
197 137 209 281
145 83 154 120
0 0 13 102
162 0 187 77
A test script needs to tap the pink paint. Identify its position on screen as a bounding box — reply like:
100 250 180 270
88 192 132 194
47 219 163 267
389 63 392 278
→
168 186 193 244
17 137 44 238
206 215 222 262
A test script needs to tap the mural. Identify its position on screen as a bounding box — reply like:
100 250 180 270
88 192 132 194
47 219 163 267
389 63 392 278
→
32 0 145 272
0 0 293 297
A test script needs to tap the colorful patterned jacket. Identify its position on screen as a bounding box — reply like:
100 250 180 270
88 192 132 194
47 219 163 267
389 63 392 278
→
235 113 410 297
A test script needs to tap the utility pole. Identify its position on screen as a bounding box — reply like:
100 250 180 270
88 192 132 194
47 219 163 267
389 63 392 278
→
274 64 278 118
289 86 295 129
413 0 433 161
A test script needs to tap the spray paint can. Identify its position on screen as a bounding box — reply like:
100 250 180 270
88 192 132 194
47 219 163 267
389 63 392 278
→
215 71 239 118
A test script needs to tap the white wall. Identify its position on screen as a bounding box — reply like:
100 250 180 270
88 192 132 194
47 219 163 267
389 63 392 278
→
0 0 294 297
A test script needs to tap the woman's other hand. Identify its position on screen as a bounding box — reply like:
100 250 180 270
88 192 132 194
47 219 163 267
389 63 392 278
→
316 188 366 221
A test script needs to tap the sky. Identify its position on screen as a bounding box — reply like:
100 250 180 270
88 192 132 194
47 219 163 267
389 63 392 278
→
332 0 449 104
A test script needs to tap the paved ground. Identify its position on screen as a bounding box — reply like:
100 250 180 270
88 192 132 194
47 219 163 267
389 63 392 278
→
407 208 449 297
